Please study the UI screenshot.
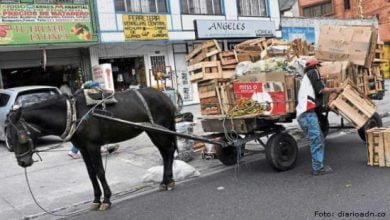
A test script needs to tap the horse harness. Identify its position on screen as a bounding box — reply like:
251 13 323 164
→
60 97 78 141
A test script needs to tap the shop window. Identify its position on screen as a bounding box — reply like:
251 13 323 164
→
344 0 350 10
114 0 168 13
303 1 333 17
35 0 88 4
238 0 267 17
0 0 19 3
150 55 166 73
180 0 222 15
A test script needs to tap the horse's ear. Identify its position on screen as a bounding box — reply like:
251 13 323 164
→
8 105 22 123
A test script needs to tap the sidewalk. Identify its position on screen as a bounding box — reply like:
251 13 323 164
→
0 80 388 220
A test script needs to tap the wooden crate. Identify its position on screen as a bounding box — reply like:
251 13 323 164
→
284 74 296 113
200 96 221 115
186 40 221 65
198 79 235 115
188 61 222 82
219 50 238 66
329 81 376 129
375 42 384 60
236 51 261 62
366 127 390 167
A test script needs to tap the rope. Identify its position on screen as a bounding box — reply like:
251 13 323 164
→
24 168 83 217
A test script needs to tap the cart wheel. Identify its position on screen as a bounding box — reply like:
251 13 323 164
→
265 132 298 171
358 112 382 142
214 137 245 166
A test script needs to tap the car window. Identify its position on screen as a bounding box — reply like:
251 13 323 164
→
15 89 59 107
0 93 10 107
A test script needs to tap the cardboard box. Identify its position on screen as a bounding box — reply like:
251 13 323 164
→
92 63 115 91
316 25 378 67
233 82 287 115
238 72 286 83
319 61 351 80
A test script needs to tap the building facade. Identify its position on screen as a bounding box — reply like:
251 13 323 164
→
91 0 282 104
298 0 390 43
0 0 99 90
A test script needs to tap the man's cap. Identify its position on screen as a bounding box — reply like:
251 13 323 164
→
305 58 322 67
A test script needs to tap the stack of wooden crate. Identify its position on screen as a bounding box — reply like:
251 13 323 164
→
329 80 377 129
197 79 235 115
321 56 385 98
366 127 390 167
187 40 238 83
234 38 313 62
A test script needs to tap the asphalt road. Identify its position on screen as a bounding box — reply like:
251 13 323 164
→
70 128 390 220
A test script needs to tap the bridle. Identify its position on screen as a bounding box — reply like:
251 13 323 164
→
8 95 78 159
8 117 35 159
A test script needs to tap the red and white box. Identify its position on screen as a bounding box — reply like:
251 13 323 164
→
233 82 287 115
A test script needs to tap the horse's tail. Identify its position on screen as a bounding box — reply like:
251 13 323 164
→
170 110 179 154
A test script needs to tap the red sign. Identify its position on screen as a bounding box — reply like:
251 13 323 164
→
233 82 287 115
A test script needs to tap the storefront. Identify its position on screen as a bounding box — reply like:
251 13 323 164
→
0 0 98 90
90 13 176 92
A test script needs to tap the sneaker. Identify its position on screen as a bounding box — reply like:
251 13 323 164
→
312 165 333 176
68 151 81 159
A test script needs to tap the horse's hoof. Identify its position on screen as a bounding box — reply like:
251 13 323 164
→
91 202 101 210
99 202 111 211
167 181 175 191
159 183 167 191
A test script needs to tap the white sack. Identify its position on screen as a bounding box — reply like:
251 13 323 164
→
142 160 200 183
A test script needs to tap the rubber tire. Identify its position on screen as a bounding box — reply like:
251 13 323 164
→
358 112 383 142
215 137 245 166
5 129 14 152
265 132 298 171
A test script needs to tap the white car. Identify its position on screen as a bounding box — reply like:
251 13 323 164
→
0 86 61 151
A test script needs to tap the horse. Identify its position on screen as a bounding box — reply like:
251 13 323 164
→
7 88 177 211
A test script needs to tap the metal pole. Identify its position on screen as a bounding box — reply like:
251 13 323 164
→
92 113 227 147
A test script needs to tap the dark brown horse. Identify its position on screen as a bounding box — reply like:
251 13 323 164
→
7 88 177 210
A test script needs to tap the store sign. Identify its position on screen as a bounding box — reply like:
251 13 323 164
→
195 20 275 39
282 26 315 43
0 3 96 45
92 64 115 91
122 15 168 41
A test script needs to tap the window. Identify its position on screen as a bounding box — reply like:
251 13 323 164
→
344 0 350 10
0 94 10 107
35 0 88 3
150 55 166 73
0 0 19 3
303 1 333 17
180 0 222 15
238 0 267 16
114 0 168 13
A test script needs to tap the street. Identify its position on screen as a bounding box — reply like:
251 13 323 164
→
70 122 390 220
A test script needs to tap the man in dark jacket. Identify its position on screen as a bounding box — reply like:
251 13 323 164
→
296 58 343 176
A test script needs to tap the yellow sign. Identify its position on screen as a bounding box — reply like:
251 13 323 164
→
122 15 168 40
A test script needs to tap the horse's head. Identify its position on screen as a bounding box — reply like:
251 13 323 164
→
7 105 35 168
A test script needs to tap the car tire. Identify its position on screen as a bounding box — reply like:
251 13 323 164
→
5 129 14 152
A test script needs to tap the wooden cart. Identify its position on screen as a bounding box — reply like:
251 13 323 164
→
199 112 298 171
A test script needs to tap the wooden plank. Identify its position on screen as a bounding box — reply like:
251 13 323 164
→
377 132 386 167
384 130 390 167
367 129 374 166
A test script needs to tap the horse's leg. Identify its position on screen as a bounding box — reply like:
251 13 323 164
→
146 132 176 191
87 145 112 211
79 147 102 210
